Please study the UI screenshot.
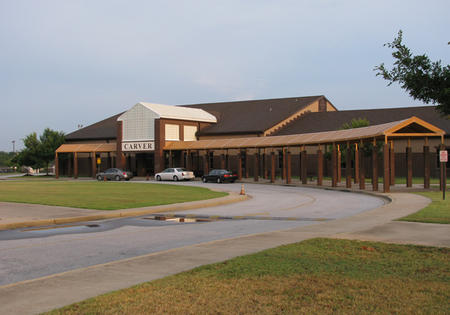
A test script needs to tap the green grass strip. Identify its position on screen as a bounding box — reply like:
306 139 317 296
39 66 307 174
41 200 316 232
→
399 191 450 224
46 238 450 314
0 181 227 210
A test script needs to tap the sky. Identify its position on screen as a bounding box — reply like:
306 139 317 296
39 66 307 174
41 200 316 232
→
1 0 449 152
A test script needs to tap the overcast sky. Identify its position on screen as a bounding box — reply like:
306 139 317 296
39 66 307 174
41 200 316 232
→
1 1 449 151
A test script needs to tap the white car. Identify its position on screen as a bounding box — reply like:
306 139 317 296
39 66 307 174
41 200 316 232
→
155 168 195 181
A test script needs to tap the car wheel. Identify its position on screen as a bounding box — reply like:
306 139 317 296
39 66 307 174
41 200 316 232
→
202 177 207 183
217 177 222 184
96 175 102 181
173 176 179 181
156 175 161 181
115 175 121 181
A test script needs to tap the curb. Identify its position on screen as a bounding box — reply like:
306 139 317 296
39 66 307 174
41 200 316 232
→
0 192 251 231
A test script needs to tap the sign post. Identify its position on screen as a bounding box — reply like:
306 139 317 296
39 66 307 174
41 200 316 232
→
440 150 448 200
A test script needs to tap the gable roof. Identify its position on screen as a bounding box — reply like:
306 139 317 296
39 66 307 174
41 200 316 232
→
181 95 330 135
65 112 124 141
118 102 217 123
273 106 450 136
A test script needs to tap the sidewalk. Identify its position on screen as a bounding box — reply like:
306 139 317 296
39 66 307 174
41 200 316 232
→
0 192 449 315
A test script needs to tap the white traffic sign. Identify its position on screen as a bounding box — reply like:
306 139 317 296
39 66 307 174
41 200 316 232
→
440 150 448 163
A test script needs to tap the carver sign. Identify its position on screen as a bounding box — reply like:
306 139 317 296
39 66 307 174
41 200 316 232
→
122 141 155 152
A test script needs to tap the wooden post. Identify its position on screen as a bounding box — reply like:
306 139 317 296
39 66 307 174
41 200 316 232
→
406 139 412 188
440 144 445 192
317 146 323 186
55 153 59 179
354 143 359 184
74 152 78 179
254 152 259 182
286 150 291 184
346 142 351 188
331 143 337 187
372 140 378 191
301 148 307 185
359 141 365 190
226 149 230 170
263 149 268 179
203 152 209 176
424 140 430 189
389 140 395 186
91 152 97 178
383 141 390 193
220 153 225 169
281 148 286 180
245 149 249 178
238 152 243 180
270 151 275 183
337 144 341 183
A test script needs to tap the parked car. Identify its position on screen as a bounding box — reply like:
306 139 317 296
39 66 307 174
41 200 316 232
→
202 169 238 183
155 168 195 181
96 168 133 181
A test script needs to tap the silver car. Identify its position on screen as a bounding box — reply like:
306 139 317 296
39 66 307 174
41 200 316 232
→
155 168 195 181
96 168 133 181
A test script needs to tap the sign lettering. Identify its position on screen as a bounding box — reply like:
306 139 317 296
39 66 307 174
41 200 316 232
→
122 141 155 152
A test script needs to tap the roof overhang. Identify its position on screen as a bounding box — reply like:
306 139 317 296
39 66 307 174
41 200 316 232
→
164 116 445 150
56 143 116 153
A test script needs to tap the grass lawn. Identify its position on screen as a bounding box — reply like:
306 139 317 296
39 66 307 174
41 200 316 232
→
0 181 227 210
399 191 450 224
47 238 450 314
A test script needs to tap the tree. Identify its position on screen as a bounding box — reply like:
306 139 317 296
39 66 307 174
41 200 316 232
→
13 129 65 174
341 118 370 130
375 30 450 116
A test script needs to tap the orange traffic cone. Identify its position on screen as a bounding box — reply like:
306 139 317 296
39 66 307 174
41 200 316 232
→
240 184 245 195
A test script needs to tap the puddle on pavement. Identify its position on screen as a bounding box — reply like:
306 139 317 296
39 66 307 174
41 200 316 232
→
142 216 214 223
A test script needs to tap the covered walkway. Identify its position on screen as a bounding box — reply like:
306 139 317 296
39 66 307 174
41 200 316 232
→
164 117 446 193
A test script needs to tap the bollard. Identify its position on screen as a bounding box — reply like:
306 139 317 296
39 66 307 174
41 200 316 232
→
240 184 245 195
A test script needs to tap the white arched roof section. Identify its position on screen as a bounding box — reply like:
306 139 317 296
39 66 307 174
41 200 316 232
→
139 102 217 123
117 102 217 142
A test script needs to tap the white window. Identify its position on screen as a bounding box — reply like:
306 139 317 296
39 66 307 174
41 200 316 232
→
165 124 180 141
183 125 197 141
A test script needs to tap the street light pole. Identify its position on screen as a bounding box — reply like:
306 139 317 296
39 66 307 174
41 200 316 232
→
12 140 15 153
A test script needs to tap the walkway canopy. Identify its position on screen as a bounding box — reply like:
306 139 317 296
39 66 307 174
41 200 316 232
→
56 143 116 153
164 117 445 151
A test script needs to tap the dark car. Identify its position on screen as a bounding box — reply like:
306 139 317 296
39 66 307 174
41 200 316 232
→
96 168 133 181
202 169 238 183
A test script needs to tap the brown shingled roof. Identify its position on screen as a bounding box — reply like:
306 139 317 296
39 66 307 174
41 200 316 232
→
273 106 449 136
181 95 327 135
65 112 124 141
